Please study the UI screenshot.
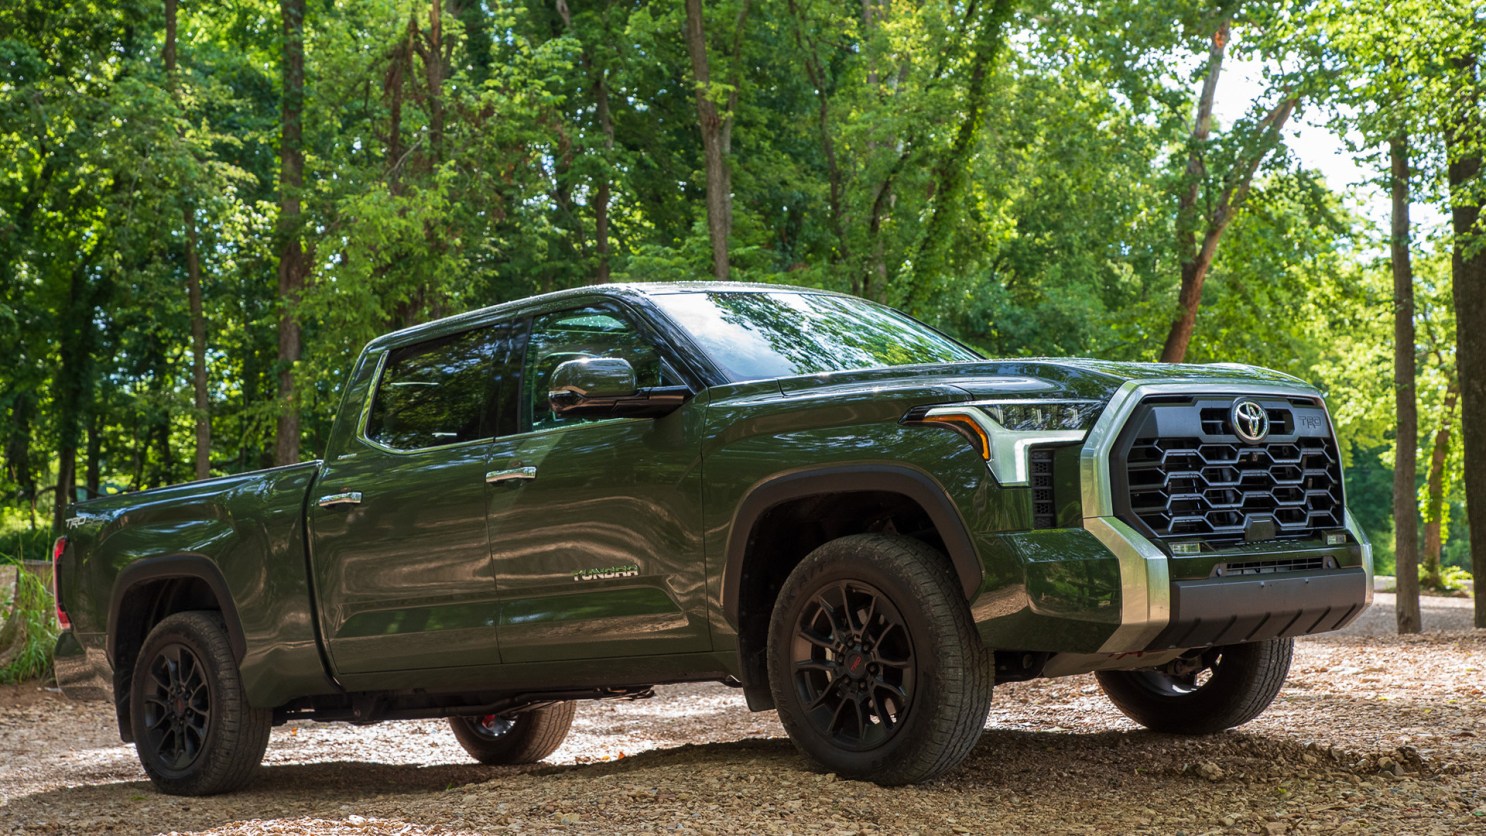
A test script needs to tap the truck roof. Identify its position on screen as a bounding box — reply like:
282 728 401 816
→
366 281 851 352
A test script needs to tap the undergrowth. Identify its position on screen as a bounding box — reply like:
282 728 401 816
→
0 558 58 684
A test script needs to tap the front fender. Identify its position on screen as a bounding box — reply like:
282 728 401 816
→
720 463 982 629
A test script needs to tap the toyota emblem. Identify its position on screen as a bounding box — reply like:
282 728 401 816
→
1231 399 1270 444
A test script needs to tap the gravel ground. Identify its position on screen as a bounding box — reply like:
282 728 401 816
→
2 597 1482 835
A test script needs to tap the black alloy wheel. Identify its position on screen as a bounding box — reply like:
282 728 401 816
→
767 534 993 785
130 611 272 795
140 641 213 772
471 714 517 740
1095 637 1294 734
789 580 916 751
448 701 576 764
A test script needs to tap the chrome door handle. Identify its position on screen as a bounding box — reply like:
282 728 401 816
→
485 466 537 485
318 491 363 508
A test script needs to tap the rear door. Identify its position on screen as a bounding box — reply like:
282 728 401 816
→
309 322 519 674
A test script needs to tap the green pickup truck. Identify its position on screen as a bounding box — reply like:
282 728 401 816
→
53 282 1372 794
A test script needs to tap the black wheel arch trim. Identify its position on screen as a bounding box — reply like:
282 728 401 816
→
107 555 249 667
721 463 982 628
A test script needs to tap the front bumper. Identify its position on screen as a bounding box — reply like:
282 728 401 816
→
970 520 1371 655
970 377 1373 658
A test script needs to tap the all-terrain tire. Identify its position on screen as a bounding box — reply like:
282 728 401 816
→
448 701 577 764
130 611 272 795
1095 637 1294 734
767 534 993 786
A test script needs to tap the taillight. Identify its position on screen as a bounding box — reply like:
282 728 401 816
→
52 536 70 630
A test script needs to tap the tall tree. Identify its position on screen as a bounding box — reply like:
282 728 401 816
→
1444 52 1486 628
1390 136 1421 633
1160 16 1296 363
684 0 751 281
165 0 212 481
902 0 1017 311
274 0 308 466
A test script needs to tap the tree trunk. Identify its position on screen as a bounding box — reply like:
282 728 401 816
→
452 0 492 86
1444 55 1486 629
904 0 1015 311
85 411 101 498
426 0 445 166
1159 21 1296 363
594 65 614 283
4 393 36 505
684 0 750 281
164 0 211 480
274 0 308 467
52 263 94 532
1390 136 1421 634
788 0 849 270
1422 383 1459 588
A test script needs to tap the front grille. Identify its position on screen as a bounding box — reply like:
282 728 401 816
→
1114 396 1344 548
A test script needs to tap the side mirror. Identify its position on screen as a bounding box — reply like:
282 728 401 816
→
549 357 689 419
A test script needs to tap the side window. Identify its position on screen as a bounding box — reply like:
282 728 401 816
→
521 305 677 432
365 326 504 451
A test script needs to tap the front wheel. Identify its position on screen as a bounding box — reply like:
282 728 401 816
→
767 534 993 786
130 611 272 795
448 701 576 764
1095 637 1294 734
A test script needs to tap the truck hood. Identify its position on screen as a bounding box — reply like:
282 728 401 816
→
773 358 1314 404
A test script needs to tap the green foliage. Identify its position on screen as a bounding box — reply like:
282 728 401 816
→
0 561 59 684
1424 564 1473 596
0 0 1475 586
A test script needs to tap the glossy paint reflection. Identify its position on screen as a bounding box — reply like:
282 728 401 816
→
486 404 710 664
309 439 501 674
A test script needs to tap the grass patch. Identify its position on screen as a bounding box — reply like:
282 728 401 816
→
0 559 59 684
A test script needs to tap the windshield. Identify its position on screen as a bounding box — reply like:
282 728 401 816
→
648 290 982 382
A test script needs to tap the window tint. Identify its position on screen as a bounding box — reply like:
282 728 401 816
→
365 327 503 450
648 291 981 382
522 305 677 432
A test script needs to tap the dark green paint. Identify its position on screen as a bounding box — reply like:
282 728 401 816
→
54 283 1365 719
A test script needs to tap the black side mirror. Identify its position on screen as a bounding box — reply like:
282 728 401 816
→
549 357 689 419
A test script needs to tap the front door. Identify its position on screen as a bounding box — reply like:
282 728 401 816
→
309 323 517 674
486 303 712 663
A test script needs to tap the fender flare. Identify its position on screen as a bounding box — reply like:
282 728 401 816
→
107 555 249 666
721 464 983 627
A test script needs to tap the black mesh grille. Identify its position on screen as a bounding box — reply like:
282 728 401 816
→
1216 556 1328 576
1030 449 1055 528
1115 396 1344 548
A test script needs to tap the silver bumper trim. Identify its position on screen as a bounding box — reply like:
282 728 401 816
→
1079 378 1334 653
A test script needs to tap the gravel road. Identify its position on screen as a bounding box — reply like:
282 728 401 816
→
2 595 1482 835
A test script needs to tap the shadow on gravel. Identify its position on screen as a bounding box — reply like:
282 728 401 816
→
0 728 1443 835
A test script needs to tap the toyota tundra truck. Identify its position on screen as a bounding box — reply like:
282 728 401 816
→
51 282 1372 794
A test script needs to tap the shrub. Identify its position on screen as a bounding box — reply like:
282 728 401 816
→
0 561 58 684
1423 564 1474 596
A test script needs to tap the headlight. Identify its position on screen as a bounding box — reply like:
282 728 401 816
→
975 400 1102 432
905 400 1102 486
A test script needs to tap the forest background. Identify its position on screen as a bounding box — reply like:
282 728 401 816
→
2 0 1484 636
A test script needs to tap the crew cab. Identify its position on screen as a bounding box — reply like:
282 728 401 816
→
53 282 1372 793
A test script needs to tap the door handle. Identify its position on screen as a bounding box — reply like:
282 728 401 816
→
485 466 537 485
318 491 363 508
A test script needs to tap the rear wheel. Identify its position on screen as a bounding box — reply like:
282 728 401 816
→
130 611 272 795
1095 638 1294 734
767 534 993 786
448 701 576 764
